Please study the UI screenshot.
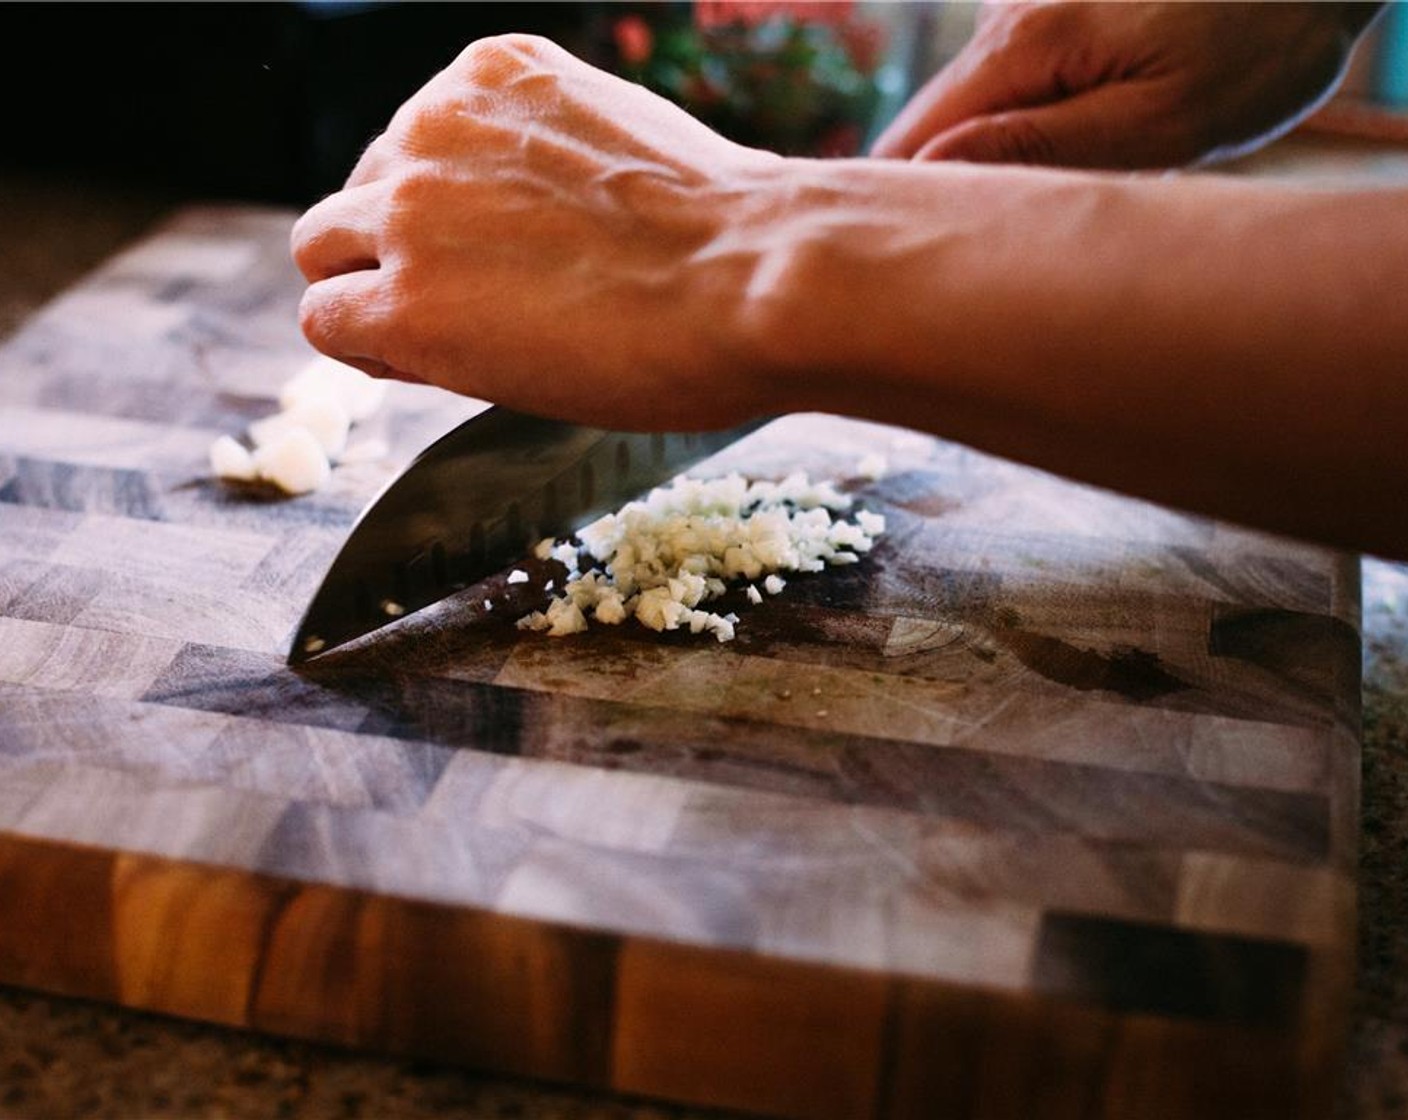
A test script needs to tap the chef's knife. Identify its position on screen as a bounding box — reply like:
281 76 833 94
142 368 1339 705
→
287 406 768 663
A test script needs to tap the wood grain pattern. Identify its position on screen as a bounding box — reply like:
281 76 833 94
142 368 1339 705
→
0 205 1361 1118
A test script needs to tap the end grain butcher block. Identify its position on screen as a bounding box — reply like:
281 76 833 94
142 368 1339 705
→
0 205 1360 1119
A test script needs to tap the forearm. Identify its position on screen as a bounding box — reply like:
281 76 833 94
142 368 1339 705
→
291 34 1406 556
728 160 1407 555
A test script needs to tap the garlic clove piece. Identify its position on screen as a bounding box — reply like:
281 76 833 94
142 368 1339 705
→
252 428 332 495
209 434 258 482
248 397 350 460
280 355 388 422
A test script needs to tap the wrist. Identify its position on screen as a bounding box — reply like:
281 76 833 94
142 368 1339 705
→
682 156 851 421
709 158 913 417
708 157 1048 427
698 156 1144 436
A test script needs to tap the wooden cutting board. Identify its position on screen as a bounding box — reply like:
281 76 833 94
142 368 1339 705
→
0 205 1360 1119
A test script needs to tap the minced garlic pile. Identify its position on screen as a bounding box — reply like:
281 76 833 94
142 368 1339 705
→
210 355 388 494
516 469 885 642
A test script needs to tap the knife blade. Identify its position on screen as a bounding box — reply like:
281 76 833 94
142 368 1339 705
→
287 406 768 663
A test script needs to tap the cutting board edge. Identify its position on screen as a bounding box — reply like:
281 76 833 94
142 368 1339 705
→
0 829 1347 1120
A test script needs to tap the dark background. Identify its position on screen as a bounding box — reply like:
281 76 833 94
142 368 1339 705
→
0 1 604 206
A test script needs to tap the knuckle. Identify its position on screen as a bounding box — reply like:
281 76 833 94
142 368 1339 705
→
297 287 336 351
996 2 1056 48
1018 2 1081 43
398 100 467 156
289 215 339 261
454 33 551 84
989 113 1061 165
385 167 447 219
289 214 316 271
937 115 1060 167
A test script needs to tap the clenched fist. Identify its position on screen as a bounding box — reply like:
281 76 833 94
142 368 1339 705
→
291 34 788 431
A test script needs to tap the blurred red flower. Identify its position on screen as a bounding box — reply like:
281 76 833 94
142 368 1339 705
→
838 16 886 75
613 14 654 65
812 121 863 157
694 1 855 30
608 0 886 158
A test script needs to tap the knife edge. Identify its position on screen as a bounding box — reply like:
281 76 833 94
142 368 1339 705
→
288 407 767 664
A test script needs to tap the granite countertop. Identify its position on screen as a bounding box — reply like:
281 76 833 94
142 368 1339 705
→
2 137 1407 1119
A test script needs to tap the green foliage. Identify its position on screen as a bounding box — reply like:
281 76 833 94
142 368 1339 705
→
612 7 886 156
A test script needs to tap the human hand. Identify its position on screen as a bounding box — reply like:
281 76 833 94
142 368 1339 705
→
870 1 1382 168
291 34 785 431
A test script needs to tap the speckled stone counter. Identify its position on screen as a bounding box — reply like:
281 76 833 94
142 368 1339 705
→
1 137 1407 1119
1352 560 1408 1119
0 983 737 1120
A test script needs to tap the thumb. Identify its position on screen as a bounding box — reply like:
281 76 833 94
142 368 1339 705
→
913 84 1197 170
870 44 1054 160
916 110 1064 167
